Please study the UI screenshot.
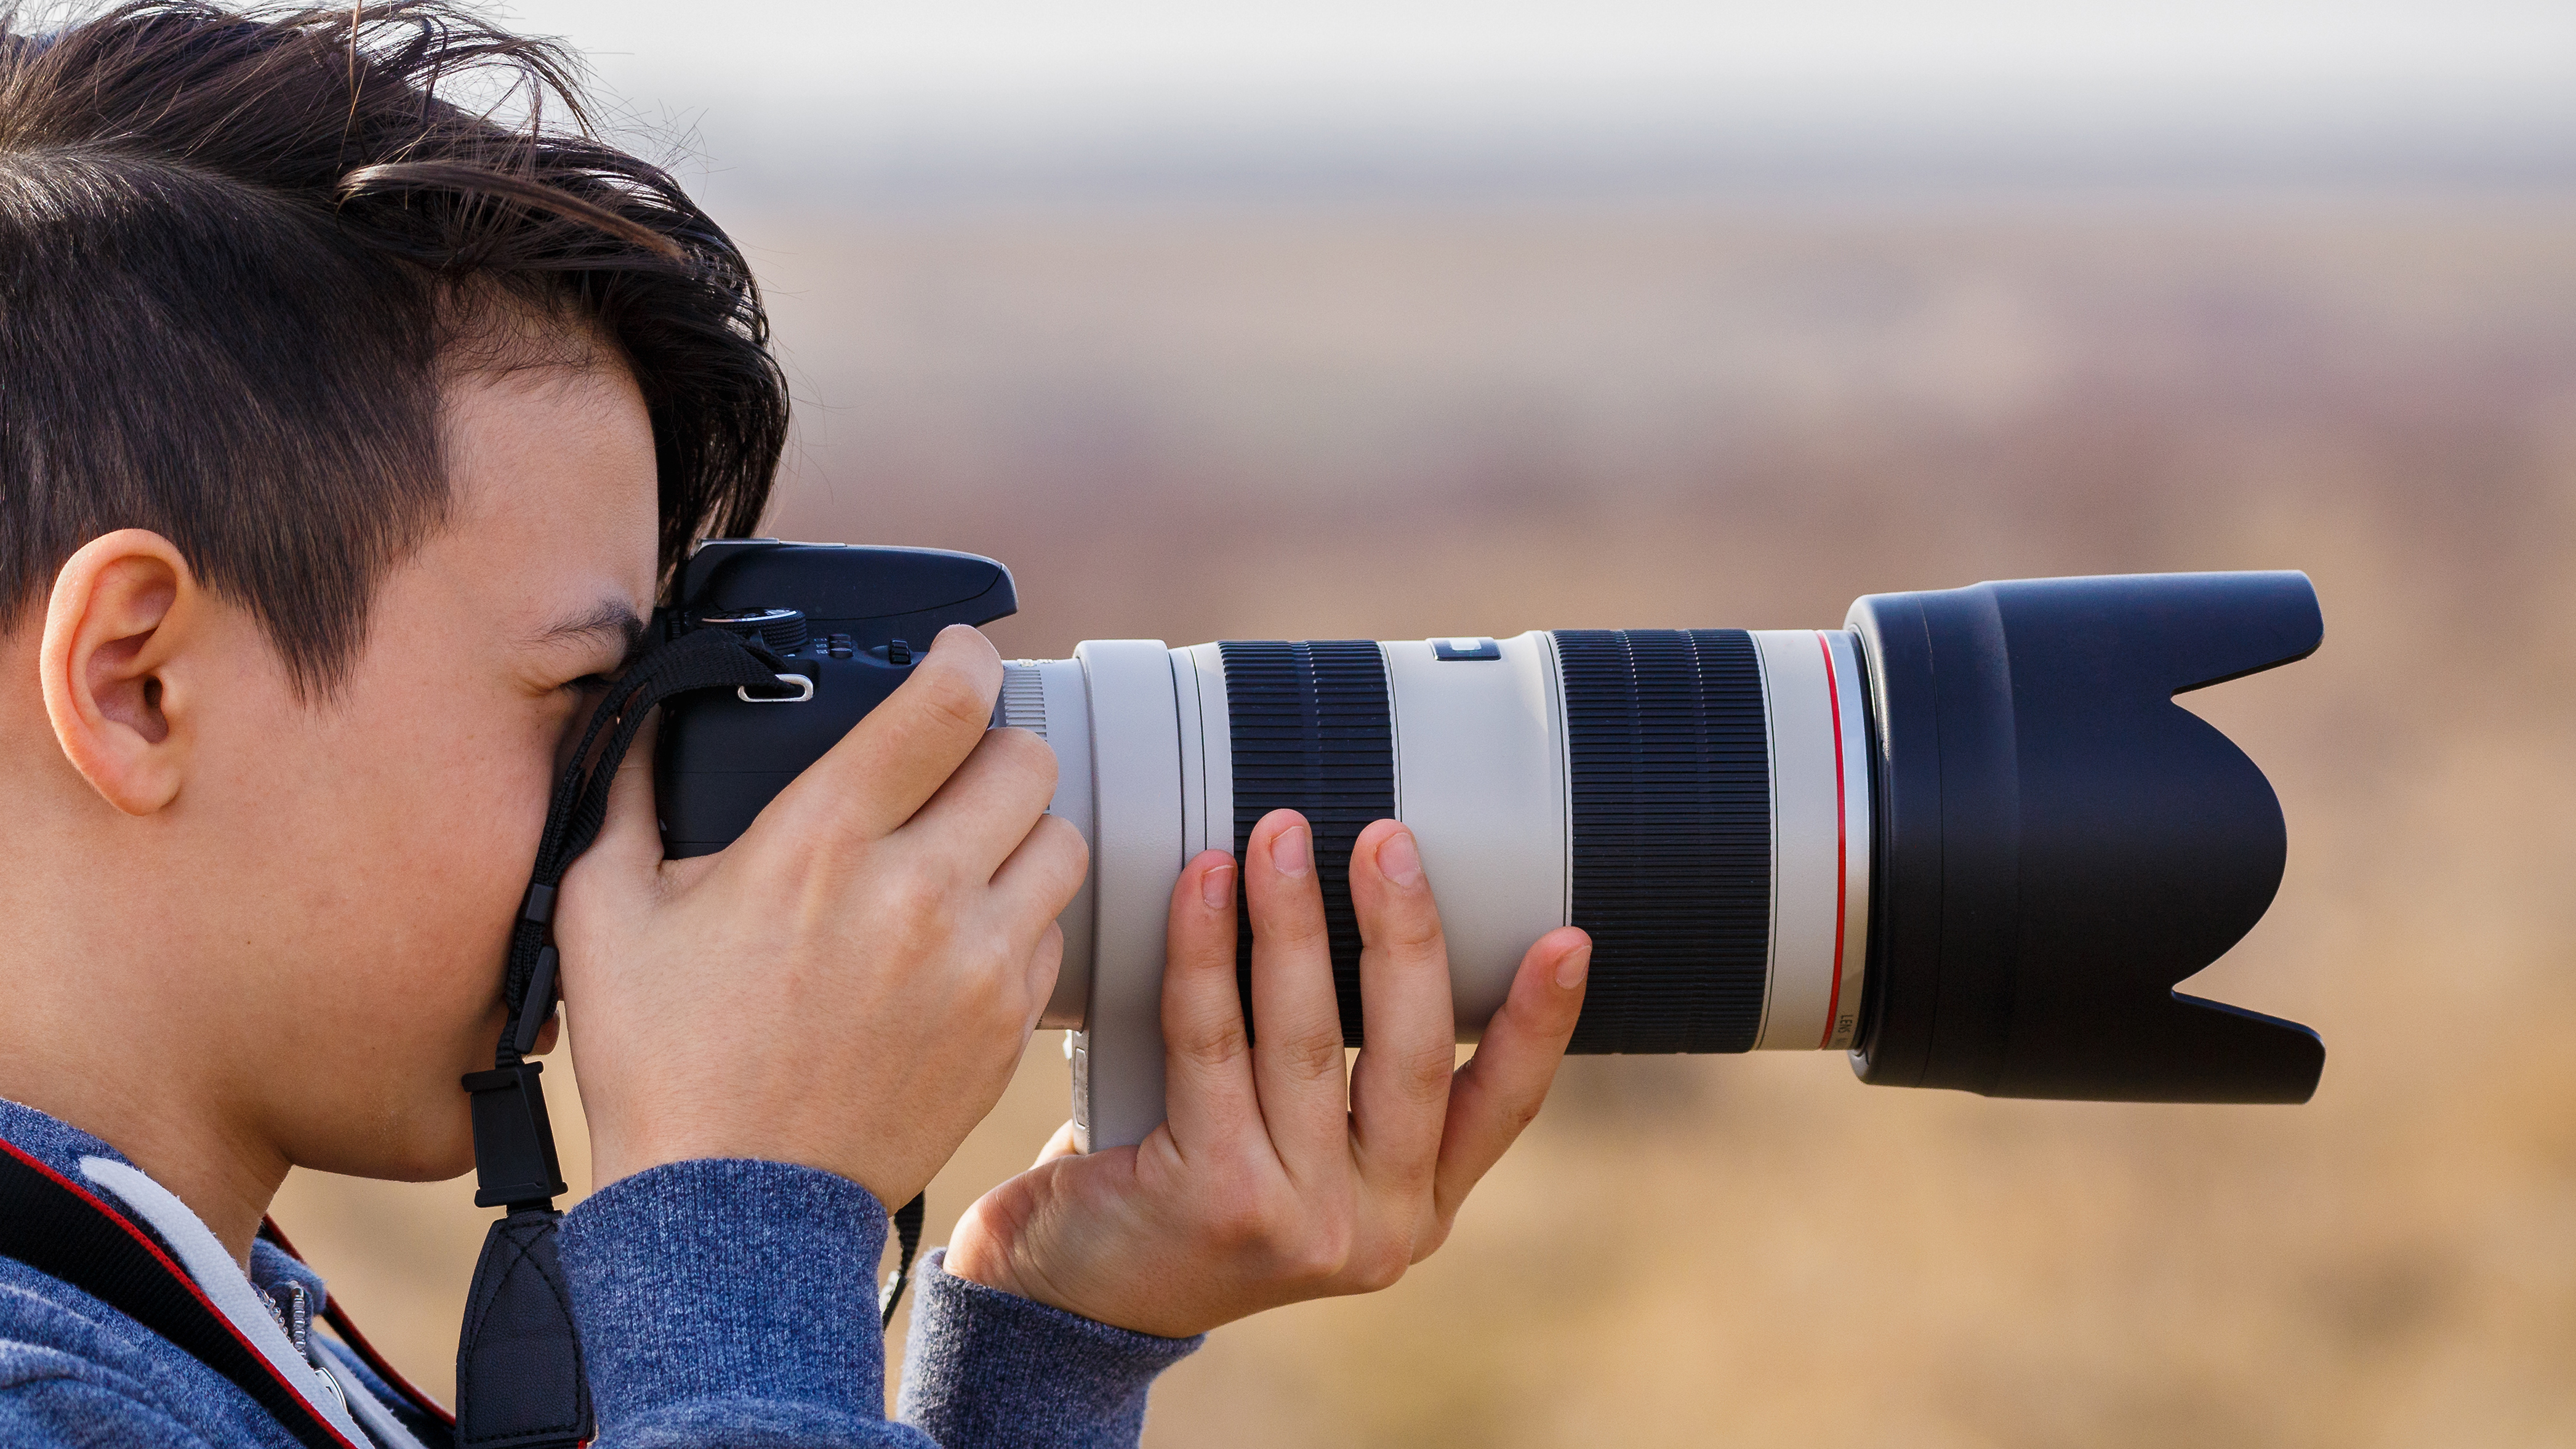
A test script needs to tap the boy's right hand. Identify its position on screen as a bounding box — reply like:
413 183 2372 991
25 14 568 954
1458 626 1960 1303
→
553 624 1087 1210
941 811 1589 1338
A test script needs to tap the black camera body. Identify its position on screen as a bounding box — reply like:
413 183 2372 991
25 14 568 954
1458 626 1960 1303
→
658 540 1021 858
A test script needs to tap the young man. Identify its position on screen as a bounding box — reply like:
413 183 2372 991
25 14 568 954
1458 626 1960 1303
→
0 4 1594 1447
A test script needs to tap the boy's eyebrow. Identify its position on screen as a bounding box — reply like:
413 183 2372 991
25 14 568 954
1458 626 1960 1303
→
532 599 649 669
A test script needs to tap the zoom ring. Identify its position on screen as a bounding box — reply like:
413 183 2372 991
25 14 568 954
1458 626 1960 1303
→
1555 629 1772 1053
1221 640 1394 1046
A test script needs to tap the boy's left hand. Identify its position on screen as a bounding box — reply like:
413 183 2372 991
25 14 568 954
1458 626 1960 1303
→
944 808 1591 1339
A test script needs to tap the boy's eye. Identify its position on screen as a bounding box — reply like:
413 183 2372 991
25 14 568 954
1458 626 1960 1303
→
560 673 616 697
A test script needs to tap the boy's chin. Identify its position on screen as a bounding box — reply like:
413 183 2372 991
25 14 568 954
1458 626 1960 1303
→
308 1096 483 1184
306 1024 572 1184
381 1133 481 1185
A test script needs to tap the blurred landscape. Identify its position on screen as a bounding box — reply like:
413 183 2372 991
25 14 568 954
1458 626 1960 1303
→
275 184 2576 1447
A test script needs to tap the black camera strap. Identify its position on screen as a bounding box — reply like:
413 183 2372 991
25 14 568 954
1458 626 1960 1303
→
458 624 928 1449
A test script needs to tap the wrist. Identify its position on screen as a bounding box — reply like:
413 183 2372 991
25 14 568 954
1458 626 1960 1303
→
588 1129 895 1208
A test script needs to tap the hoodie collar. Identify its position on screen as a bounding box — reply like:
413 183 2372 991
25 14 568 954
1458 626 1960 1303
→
0 1094 330 1307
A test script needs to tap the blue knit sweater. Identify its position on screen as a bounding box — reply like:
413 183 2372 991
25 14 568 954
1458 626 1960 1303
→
0 1099 1201 1447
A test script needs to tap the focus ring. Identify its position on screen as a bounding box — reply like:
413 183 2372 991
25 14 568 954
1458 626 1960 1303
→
1221 640 1394 1045
1555 628 1772 1053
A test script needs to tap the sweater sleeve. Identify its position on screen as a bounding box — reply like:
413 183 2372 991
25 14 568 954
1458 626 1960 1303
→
896 1250 1202 1448
558 1160 1198 1449
560 1159 928 1448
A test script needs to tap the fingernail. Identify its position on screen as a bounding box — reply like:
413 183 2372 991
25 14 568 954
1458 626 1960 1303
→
1376 829 1422 887
1555 943 1591 991
1270 824 1312 877
1200 859 1237 910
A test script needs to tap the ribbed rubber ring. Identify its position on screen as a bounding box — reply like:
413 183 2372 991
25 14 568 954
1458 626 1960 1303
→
1554 628 1772 1053
1220 640 1394 1045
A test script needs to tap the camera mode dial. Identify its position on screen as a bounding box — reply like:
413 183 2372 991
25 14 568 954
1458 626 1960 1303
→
697 608 808 656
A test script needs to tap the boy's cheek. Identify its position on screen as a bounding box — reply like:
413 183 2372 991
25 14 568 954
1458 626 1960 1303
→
283 745 546 1181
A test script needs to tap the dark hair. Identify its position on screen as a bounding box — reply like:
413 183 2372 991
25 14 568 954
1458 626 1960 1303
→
0 1 784 694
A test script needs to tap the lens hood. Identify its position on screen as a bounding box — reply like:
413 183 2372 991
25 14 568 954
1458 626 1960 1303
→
1845 572 2325 1104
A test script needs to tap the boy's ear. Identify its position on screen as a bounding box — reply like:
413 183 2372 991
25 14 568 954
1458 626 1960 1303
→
41 529 206 816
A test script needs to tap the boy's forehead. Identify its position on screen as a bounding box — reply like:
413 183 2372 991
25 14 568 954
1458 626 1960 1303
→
438 357 660 614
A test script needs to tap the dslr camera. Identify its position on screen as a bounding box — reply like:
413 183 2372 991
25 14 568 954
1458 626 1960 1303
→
659 540 2327 1148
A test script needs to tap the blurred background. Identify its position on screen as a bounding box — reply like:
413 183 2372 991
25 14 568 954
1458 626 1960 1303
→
267 2 2576 1445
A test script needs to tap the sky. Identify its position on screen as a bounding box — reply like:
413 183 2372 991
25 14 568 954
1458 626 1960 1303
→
485 1 2576 198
